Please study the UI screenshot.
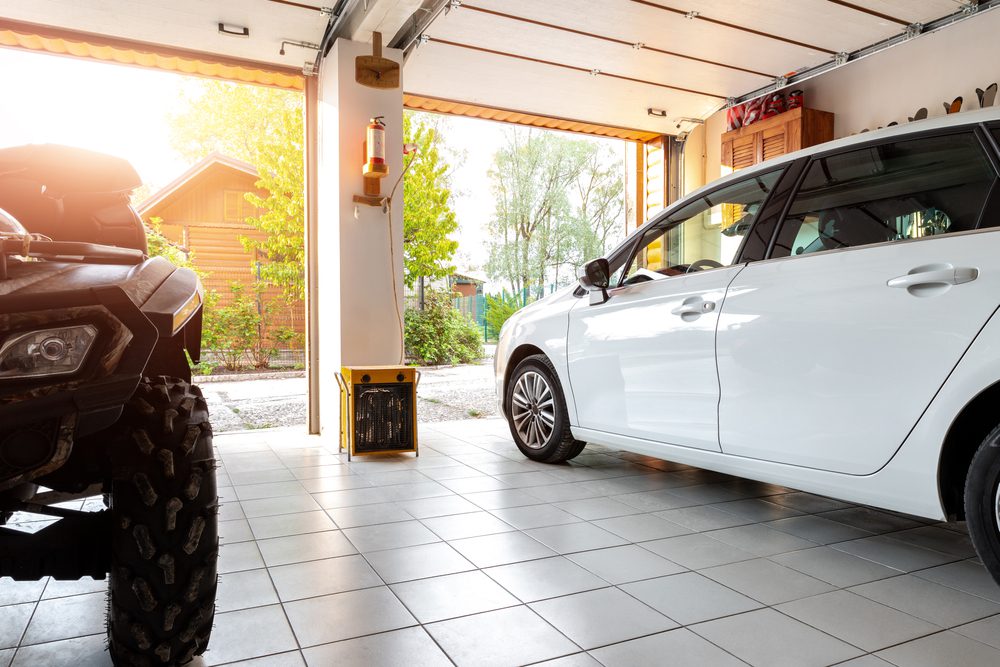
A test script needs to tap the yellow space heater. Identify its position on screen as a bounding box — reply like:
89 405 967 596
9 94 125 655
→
336 365 418 460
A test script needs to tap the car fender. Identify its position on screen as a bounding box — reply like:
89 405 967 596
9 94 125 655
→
874 302 1000 519
496 288 580 425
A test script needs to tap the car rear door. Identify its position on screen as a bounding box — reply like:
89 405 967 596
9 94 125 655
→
717 128 1000 474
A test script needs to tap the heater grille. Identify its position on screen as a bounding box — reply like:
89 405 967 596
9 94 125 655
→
351 382 414 453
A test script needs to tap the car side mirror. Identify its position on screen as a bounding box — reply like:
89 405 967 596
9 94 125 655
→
579 258 611 305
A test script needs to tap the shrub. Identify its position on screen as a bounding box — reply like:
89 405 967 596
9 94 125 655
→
484 293 522 339
405 288 484 365
201 284 260 370
201 284 294 370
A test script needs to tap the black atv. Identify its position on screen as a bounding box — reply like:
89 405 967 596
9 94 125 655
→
0 145 217 665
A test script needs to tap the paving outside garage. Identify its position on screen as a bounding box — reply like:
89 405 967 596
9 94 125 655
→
3 419 1000 666
201 356 499 433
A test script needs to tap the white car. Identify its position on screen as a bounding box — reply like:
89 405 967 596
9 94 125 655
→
495 107 1000 585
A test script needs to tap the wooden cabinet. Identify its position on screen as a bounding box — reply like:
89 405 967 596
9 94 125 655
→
721 107 834 170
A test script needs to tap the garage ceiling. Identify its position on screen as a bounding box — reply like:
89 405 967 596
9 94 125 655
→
0 0 422 88
0 0 329 65
403 0 983 135
0 0 990 136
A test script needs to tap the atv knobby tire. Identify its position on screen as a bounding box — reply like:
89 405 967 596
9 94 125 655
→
108 377 218 666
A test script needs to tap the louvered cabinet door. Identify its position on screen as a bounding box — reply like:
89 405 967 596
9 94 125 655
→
722 135 757 170
762 126 787 162
720 107 833 172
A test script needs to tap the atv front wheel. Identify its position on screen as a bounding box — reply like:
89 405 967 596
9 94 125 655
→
108 377 218 666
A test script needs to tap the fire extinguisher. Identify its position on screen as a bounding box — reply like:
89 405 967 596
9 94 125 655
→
366 116 386 173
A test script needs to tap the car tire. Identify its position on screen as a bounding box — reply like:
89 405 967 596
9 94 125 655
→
965 424 1000 586
107 377 218 666
505 355 585 463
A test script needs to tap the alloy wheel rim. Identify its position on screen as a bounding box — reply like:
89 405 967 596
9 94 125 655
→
511 371 556 449
995 482 1000 535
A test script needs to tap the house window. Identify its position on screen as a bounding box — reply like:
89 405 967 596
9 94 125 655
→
224 190 257 222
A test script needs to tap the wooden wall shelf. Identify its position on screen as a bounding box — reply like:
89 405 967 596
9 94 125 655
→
722 107 834 170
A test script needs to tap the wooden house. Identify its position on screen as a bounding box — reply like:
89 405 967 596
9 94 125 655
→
138 153 304 347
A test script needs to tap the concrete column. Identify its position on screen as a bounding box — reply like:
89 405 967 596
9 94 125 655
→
315 38 404 441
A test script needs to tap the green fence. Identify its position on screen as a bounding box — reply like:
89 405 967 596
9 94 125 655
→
453 283 560 341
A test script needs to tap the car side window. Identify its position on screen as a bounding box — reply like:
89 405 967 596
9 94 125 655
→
772 132 997 259
620 171 780 285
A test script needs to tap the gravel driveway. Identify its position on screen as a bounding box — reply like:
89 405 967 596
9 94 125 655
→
199 357 498 432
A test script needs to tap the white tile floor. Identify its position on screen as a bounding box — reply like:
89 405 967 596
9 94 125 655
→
3 418 1000 666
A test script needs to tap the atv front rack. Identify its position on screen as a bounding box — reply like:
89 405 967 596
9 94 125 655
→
0 236 143 280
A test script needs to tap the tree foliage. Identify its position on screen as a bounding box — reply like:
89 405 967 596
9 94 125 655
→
171 85 459 300
242 108 305 302
170 80 305 301
200 284 297 371
144 217 196 272
402 112 459 288
486 129 624 294
483 292 521 339
169 81 301 164
404 287 483 365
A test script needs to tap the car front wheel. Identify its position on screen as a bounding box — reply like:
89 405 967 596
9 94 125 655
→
506 355 585 463
965 424 1000 586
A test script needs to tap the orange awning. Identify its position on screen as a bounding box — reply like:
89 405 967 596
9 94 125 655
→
0 18 304 91
404 93 661 143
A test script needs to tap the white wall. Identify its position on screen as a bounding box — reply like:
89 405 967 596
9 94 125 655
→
681 122 707 198
316 39 405 441
693 8 1000 191
801 8 1000 137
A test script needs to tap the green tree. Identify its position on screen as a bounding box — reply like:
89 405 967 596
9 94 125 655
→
242 108 305 302
402 112 459 288
486 129 589 294
486 130 624 293
563 144 626 278
169 81 301 164
144 217 197 272
170 80 305 301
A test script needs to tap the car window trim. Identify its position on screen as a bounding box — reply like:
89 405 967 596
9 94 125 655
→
976 122 1000 175
764 125 1000 261
737 158 807 263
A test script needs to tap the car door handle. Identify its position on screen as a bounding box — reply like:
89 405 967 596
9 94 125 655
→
671 300 716 317
887 267 979 289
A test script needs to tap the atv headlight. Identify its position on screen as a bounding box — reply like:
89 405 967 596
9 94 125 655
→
0 324 98 379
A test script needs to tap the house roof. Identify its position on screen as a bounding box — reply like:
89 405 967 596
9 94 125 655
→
137 152 259 216
452 271 487 284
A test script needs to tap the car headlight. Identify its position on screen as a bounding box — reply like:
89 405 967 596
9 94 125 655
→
0 324 98 380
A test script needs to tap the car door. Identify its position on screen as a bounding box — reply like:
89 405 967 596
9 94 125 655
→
717 128 1000 474
567 170 782 450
